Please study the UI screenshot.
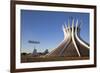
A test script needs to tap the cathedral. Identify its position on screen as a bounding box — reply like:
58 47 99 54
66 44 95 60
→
45 19 89 57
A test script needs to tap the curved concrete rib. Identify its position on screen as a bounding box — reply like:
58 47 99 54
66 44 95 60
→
45 25 69 56
75 20 90 49
59 24 71 56
46 22 72 56
71 19 81 57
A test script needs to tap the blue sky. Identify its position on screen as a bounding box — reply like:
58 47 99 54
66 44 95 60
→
21 10 89 53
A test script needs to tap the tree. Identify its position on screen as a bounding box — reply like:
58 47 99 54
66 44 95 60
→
44 49 49 54
21 52 27 55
